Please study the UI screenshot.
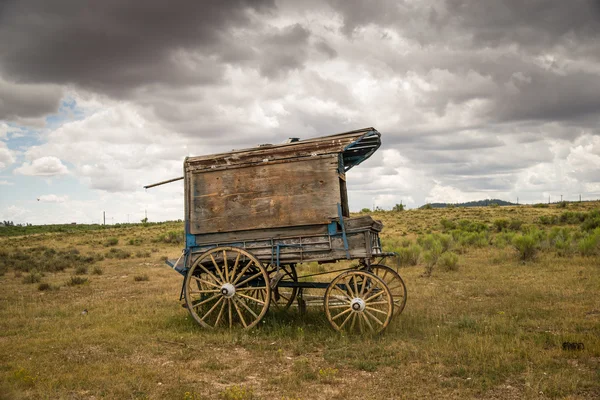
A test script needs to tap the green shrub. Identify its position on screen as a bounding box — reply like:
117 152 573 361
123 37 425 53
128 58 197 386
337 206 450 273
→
92 266 103 275
105 248 131 259
548 227 573 257
493 219 509 232
508 219 523 231
155 230 183 244
360 208 370 213
512 234 540 261
533 203 549 208
396 244 421 266
422 203 433 210
438 252 459 271
578 231 600 256
581 216 600 232
67 276 88 286
440 218 457 231
128 237 143 246
558 201 568 209
75 265 88 275
104 237 119 247
22 272 42 284
493 232 516 248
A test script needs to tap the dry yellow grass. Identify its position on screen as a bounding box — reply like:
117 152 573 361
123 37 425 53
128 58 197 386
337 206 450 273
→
1 202 599 399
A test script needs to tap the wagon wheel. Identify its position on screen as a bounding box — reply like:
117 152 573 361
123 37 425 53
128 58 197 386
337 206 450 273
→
365 264 407 316
324 270 393 334
184 247 271 329
244 264 298 311
266 264 298 311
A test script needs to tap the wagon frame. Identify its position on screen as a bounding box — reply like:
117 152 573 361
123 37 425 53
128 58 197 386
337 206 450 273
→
149 127 407 333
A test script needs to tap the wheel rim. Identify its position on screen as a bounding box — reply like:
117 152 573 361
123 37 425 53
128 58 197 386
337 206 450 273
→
324 270 393 334
368 264 407 316
265 264 298 311
184 247 271 329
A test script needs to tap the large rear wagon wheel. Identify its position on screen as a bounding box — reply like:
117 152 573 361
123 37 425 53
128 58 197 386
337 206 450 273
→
184 247 271 329
324 270 393 334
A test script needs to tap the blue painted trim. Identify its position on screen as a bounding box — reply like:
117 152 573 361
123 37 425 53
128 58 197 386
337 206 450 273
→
185 233 196 248
337 203 350 259
327 221 338 236
341 129 381 171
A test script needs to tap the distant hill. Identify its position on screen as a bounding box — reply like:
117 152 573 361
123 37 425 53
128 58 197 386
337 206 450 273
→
419 199 517 209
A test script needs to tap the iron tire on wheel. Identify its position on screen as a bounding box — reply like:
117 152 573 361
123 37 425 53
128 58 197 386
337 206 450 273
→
265 263 298 311
324 270 393 334
184 247 271 329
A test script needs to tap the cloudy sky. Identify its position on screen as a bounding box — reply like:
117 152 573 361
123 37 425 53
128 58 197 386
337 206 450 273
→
1 0 600 224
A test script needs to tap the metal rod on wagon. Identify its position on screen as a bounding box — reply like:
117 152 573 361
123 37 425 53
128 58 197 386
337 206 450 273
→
143 176 184 189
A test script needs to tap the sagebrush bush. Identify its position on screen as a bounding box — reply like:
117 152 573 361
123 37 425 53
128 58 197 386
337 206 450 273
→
92 266 103 275
396 244 421 266
508 219 523 231
578 230 600 256
67 276 88 286
105 248 131 259
154 230 183 244
493 219 509 232
440 218 457 231
134 274 149 282
438 252 459 271
512 234 540 260
104 237 119 247
22 272 42 284
75 265 88 275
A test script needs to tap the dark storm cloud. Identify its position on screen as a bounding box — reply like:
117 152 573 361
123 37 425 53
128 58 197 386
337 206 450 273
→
0 0 275 95
258 24 311 78
0 79 62 120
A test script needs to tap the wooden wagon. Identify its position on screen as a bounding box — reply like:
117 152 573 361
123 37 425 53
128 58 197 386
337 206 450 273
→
151 127 407 333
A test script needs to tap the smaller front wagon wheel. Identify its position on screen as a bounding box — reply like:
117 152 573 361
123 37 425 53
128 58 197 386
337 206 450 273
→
324 270 393 334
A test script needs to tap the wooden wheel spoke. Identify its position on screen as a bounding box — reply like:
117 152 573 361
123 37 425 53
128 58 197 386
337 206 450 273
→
232 260 255 285
192 276 221 289
365 300 390 306
192 293 220 308
235 271 263 288
365 309 385 326
338 311 354 329
236 286 267 292
214 299 227 327
331 307 352 321
361 312 375 332
365 306 388 317
332 286 352 303
228 298 233 328
236 298 259 319
328 304 352 309
231 298 247 328
201 297 224 321
210 254 226 283
350 313 357 331
236 292 266 305
197 264 222 286
364 289 385 304
223 250 229 281
188 289 220 295
351 276 359 298
229 253 241 283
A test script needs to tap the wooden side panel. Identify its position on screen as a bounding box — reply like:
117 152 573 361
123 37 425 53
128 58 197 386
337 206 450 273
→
189 155 340 234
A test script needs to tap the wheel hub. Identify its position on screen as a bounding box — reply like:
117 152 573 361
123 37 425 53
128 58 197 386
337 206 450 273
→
350 298 366 312
220 283 236 298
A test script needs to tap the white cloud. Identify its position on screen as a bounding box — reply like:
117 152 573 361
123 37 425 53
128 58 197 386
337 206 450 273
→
425 182 488 204
37 194 68 203
0 180 14 185
0 141 16 170
14 156 69 176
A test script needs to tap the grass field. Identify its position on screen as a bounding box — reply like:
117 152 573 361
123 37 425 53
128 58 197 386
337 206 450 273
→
1 202 599 399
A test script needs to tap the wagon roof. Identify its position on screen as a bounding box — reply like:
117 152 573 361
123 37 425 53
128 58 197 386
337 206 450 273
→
185 127 381 172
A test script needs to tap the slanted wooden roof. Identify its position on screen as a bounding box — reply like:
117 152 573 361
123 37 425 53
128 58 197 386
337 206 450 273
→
185 127 380 173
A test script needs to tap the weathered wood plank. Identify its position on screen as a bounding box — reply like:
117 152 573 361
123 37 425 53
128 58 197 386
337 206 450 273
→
189 155 341 234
